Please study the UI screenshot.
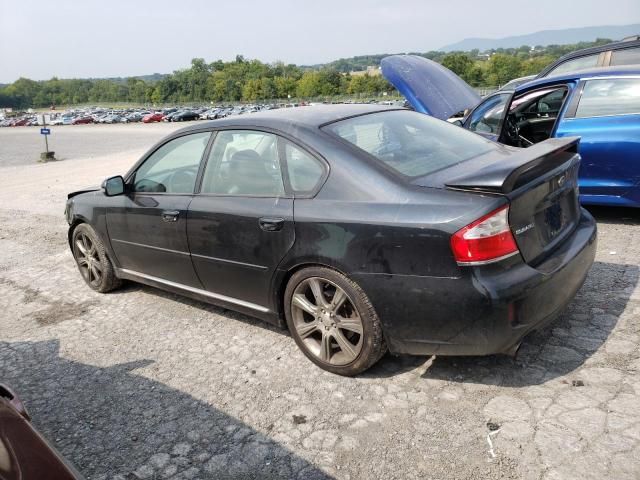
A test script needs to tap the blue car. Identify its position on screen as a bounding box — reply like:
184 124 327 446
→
382 56 640 207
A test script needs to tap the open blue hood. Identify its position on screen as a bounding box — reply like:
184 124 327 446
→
381 55 481 120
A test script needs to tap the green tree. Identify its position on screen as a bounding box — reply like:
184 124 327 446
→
441 53 473 78
486 54 523 86
274 76 297 98
465 65 486 87
150 86 163 105
0 38 613 108
296 71 322 97
521 55 555 76
242 79 262 101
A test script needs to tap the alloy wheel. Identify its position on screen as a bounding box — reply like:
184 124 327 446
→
73 232 103 287
290 277 364 365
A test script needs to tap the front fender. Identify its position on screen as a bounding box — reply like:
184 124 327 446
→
65 193 116 266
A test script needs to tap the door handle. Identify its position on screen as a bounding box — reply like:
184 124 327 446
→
259 217 284 232
161 210 180 222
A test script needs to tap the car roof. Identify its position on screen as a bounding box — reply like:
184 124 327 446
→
515 65 640 92
537 37 640 77
175 104 399 133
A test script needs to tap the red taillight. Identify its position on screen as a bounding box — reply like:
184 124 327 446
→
451 205 519 265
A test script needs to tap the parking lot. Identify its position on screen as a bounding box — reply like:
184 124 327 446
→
0 124 639 479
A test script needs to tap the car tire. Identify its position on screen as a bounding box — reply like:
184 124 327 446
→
284 266 387 376
71 223 121 293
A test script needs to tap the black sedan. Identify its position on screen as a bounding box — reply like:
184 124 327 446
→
168 110 200 122
65 105 596 375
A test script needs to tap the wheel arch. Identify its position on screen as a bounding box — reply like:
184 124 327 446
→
67 216 89 249
273 260 352 329
67 214 117 268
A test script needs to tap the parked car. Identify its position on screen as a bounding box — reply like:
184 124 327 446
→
12 117 31 127
163 111 178 122
536 35 640 78
72 116 94 125
381 55 640 208
0 384 83 479
142 112 164 123
199 108 227 120
65 105 596 375
168 110 200 122
498 75 536 91
102 114 123 124
125 112 144 122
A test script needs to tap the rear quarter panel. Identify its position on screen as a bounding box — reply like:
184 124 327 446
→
275 127 507 308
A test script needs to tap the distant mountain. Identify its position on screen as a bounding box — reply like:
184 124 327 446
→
439 24 640 52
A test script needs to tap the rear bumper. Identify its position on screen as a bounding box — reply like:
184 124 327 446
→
353 208 597 356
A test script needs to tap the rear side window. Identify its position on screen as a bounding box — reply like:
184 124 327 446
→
201 130 285 196
610 47 640 67
575 78 640 118
324 110 494 178
283 141 325 194
546 54 599 77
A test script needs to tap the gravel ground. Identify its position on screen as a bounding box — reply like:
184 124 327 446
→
0 124 639 480
0 122 183 167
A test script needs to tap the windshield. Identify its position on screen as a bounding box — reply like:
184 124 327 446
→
323 110 495 178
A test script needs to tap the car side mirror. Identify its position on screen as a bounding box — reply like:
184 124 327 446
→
451 119 464 127
102 175 125 196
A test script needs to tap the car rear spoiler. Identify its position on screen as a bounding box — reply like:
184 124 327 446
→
445 137 581 194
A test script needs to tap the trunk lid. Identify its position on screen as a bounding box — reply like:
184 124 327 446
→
415 137 582 265
380 55 481 120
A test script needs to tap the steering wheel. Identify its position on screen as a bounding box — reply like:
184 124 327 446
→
504 115 534 148
167 169 196 193
503 115 520 145
515 119 535 147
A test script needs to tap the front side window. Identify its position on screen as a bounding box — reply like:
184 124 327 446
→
467 93 510 134
133 132 210 193
575 78 640 118
610 47 640 66
201 130 285 196
509 88 568 117
500 86 568 147
324 110 494 178
546 54 600 77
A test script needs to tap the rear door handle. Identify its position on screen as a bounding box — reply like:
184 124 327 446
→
161 210 180 222
259 217 284 232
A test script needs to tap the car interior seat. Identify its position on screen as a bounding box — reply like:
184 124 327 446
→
226 149 282 195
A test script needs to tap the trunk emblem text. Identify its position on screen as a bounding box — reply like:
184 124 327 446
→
515 223 535 235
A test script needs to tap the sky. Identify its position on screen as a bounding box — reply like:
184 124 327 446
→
1 0 639 83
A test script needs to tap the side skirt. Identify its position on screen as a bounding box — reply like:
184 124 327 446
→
115 268 284 327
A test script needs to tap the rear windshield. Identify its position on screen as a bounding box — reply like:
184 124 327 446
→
323 110 494 177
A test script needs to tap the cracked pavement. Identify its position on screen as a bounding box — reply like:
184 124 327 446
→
0 124 639 479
